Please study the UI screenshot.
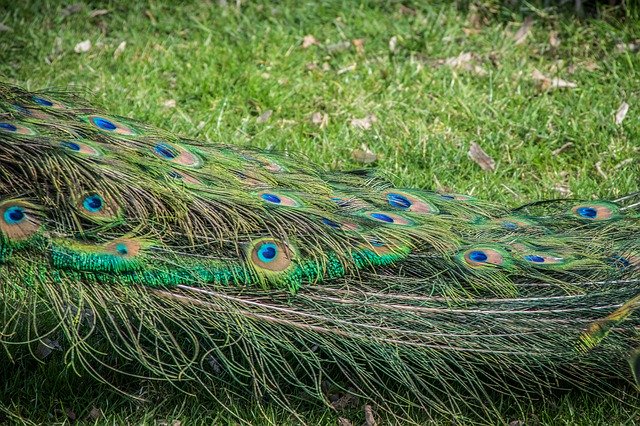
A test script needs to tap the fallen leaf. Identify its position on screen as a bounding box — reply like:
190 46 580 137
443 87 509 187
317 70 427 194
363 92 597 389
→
364 405 377 426
145 10 157 25
531 68 576 90
350 114 377 130
326 41 351 53
61 3 82 17
445 52 473 67
595 161 608 179
549 31 560 48
616 41 640 53
513 16 533 45
552 142 574 156
74 40 92 53
302 34 317 49
257 109 272 123
36 338 61 360
389 36 398 53
468 142 496 172
351 144 377 164
583 61 600 71
615 101 629 125
553 171 572 196
89 9 109 18
352 38 365 54
0 23 12 32
162 99 176 108
337 63 356 74
88 407 103 421
615 158 633 169
113 41 126 59
338 418 353 426
310 112 328 128
330 392 359 410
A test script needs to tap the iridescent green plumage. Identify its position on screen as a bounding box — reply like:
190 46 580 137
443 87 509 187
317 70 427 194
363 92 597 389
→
0 82 638 423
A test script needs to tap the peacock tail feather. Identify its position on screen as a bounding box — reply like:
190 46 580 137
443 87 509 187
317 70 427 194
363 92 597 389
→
0 81 638 422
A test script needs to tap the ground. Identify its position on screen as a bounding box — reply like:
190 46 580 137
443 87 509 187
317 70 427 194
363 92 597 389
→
1 0 639 424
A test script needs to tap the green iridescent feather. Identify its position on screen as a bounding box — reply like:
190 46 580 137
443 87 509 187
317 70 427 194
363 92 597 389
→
0 82 638 423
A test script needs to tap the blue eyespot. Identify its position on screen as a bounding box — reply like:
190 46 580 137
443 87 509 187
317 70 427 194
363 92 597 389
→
154 143 177 160
387 193 412 209
502 222 518 230
257 242 278 263
168 171 182 179
468 250 488 262
33 96 53 107
61 141 81 151
115 243 129 255
524 255 545 263
576 207 597 219
0 123 18 132
369 239 385 247
322 218 341 229
370 213 394 223
3 206 26 225
83 195 104 213
610 255 631 268
440 195 455 200
91 117 117 131
261 193 281 204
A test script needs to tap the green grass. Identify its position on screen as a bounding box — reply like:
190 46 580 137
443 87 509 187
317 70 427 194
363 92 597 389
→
1 0 639 424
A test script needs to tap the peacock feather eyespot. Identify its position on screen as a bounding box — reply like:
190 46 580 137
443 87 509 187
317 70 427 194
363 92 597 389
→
439 193 475 201
460 247 506 267
365 211 414 226
104 238 142 258
77 192 118 220
167 169 202 185
385 191 439 214
248 238 295 272
3 206 26 225
32 95 66 109
521 253 564 265
83 194 104 213
258 191 302 207
387 193 412 209
60 140 102 157
0 121 36 135
151 141 201 167
0 200 41 241
85 115 137 136
321 217 359 231
570 203 618 221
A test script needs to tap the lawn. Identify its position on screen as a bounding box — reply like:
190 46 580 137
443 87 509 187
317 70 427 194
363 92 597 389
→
1 0 639 424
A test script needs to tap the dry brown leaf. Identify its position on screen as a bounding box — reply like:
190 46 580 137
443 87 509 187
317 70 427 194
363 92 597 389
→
445 52 473 67
331 392 358 410
113 41 126 59
351 144 377 164
513 16 533 45
310 112 329 128
583 61 600 72
616 41 640 53
549 31 560 48
364 405 378 426
615 158 633 169
88 407 103 421
326 41 351 53
337 418 353 426
552 142 574 156
257 110 273 123
74 40 92 53
595 161 608 179
89 9 109 18
615 101 629 125
531 68 576 90
350 114 377 130
352 38 365 54
61 3 83 17
337 63 356 74
389 36 398 53
468 142 496 172
302 34 317 49
163 99 176 108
